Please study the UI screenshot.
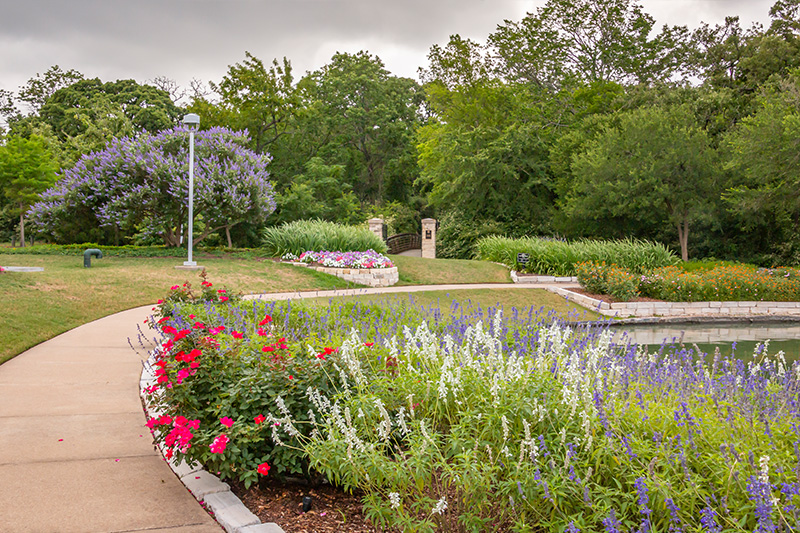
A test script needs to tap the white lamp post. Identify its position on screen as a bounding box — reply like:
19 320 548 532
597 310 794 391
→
183 113 200 267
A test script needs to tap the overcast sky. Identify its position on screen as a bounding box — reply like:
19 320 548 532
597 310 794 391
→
0 0 778 101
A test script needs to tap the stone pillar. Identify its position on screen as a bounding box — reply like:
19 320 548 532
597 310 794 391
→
368 218 384 242
421 218 437 259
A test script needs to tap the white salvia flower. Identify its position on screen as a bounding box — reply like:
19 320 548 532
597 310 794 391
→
407 394 415 418
357 408 365 418
389 492 401 509
275 396 291 418
375 397 392 441
396 407 410 437
759 455 770 483
501 415 510 442
583 467 593 484
489 374 501 407
419 419 436 449
432 497 447 515
501 445 511 459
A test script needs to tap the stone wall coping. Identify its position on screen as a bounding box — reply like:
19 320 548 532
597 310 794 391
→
551 287 800 318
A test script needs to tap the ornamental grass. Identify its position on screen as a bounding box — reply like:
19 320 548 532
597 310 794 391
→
141 278 800 532
477 236 678 276
261 220 388 257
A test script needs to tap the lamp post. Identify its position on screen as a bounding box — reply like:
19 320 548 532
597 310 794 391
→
183 113 200 267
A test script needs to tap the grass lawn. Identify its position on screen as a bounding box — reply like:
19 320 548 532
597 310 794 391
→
299 288 601 322
389 255 511 285
0 254 353 364
0 252 586 365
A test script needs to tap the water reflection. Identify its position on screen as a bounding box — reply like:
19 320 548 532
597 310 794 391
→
609 323 800 361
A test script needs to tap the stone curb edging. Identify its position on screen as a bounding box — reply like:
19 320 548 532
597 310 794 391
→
139 353 285 533
548 286 800 318
283 261 398 288
0 266 45 272
510 271 577 284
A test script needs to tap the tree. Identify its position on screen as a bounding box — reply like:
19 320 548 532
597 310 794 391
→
39 78 181 139
724 69 800 261
416 81 557 239
272 157 363 225
297 52 422 205
489 0 690 87
30 127 276 247
191 53 299 154
564 105 718 261
17 65 84 115
0 135 57 246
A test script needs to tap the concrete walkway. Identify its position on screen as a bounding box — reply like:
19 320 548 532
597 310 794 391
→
0 305 223 533
0 282 566 533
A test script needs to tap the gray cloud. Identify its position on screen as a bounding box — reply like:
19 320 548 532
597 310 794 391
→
0 0 776 96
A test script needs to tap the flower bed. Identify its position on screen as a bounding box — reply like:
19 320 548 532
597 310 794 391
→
578 261 800 302
140 279 800 532
282 250 398 287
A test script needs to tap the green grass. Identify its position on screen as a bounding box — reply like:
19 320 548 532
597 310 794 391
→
0 252 586 365
0 254 354 364
298 288 600 322
389 255 511 285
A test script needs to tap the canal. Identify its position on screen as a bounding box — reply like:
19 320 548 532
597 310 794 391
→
609 322 800 361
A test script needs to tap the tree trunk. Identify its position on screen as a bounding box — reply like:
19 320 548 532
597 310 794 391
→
225 226 233 249
19 212 25 249
677 219 689 262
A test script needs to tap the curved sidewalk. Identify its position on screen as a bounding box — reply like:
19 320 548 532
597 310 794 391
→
0 283 564 533
0 305 223 533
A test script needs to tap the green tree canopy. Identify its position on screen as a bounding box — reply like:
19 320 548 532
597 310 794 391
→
563 105 719 261
0 134 57 246
190 53 299 154
725 69 800 259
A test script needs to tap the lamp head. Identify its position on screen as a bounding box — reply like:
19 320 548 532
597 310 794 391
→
183 113 200 127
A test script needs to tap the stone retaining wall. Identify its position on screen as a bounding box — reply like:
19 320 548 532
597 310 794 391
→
510 271 577 283
287 262 398 287
550 286 800 318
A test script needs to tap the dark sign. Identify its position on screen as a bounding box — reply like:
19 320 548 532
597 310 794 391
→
425 230 432 239
516 253 530 264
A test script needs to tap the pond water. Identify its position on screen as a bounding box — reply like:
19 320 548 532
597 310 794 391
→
608 322 800 362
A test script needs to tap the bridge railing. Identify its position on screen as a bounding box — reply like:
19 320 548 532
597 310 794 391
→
386 233 421 255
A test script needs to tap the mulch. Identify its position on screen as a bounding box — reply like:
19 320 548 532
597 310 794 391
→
230 479 381 533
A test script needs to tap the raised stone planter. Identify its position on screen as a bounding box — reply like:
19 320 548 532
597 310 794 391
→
549 286 800 318
284 261 398 287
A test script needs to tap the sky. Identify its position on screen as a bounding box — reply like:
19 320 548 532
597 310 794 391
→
0 0 778 103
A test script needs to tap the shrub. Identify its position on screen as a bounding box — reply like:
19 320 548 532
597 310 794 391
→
434 211 505 260
576 261 640 301
261 220 388 257
604 266 639 301
477 236 679 275
575 261 608 294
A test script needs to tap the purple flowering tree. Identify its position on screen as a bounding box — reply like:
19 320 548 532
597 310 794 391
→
30 126 276 247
